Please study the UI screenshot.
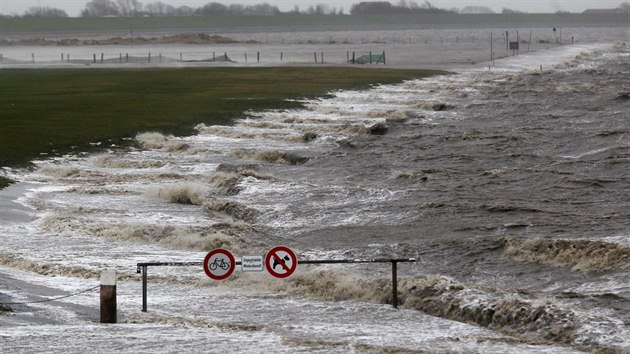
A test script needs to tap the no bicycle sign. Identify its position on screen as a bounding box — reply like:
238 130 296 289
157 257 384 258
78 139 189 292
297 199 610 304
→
203 248 236 280
265 245 298 278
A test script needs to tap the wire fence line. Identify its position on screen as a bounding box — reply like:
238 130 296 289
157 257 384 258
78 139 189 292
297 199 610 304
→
0 284 100 306
0 49 391 66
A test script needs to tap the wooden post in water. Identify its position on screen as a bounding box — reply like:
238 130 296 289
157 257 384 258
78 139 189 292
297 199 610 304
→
100 271 117 323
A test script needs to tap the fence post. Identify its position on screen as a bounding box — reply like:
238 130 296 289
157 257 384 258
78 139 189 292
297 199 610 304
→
101 53 104 63
93 54 96 63
314 51 317 63
257 51 260 63
100 270 117 323
141 265 148 312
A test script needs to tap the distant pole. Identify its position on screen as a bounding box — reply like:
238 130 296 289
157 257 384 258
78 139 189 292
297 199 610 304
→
213 52 215 61
126 53 128 63
490 33 493 61
382 51 386 65
346 51 349 63
314 51 317 63
506 31 509 50
93 53 96 63
119 53 122 63
352 51 355 64
180 52 182 61
528 30 532 52
148 52 151 63
280 52 283 61
369 51 372 64
101 53 104 63
159 53 162 63
321 52 324 63
245 53 247 62
257 51 260 63
61 53 63 62
32 53 35 63
100 271 117 323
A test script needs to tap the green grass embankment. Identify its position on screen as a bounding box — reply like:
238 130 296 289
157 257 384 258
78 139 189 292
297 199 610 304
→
0 67 443 168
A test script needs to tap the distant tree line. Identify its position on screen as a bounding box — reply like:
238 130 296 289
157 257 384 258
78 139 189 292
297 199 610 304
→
3 0 630 18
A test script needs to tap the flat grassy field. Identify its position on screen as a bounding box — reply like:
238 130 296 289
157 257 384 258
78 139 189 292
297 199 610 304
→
0 66 443 168
0 14 627 34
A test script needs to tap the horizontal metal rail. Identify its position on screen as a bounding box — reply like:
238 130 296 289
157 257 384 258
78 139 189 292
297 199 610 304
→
137 258 416 312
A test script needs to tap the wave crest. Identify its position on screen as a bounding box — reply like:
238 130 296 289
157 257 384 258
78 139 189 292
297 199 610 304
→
503 238 630 271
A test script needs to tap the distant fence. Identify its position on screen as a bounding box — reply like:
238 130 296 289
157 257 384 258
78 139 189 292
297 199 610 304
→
0 50 390 66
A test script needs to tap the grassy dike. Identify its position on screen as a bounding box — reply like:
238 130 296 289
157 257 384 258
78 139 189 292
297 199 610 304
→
0 67 443 169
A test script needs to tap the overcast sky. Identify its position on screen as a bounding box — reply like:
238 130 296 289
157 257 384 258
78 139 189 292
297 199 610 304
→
0 0 626 16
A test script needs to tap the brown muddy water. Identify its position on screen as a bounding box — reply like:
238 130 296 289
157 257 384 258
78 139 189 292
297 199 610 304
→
1 39 630 352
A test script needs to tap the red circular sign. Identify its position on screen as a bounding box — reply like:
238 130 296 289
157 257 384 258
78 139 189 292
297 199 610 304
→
203 249 236 280
265 246 298 278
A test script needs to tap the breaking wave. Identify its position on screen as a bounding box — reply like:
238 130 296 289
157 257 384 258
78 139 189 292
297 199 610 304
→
503 238 630 272
136 132 190 152
145 183 208 205
232 149 309 165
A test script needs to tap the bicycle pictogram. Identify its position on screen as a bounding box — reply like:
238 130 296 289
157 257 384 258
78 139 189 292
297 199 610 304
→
209 257 230 271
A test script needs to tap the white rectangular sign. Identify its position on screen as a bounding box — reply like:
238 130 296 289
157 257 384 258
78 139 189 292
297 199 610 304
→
241 255 264 272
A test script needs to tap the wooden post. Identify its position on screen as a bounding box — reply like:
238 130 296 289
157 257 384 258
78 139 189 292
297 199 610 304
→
148 52 151 63
280 52 283 61
528 30 532 52
346 51 349 63
321 52 324 63
126 53 128 62
61 53 64 62
119 53 122 63
245 53 247 62
100 271 117 323
93 54 96 63
213 52 216 61
369 51 372 64
32 53 35 63
352 51 355 64
382 51 386 65
257 51 260 63
159 53 162 63
314 51 317 63
101 53 104 63
180 52 182 61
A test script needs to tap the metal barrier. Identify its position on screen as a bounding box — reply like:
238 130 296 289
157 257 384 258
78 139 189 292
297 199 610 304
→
136 258 416 312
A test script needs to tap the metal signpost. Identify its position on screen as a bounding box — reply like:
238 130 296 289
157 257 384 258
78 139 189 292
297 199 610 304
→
136 247 416 312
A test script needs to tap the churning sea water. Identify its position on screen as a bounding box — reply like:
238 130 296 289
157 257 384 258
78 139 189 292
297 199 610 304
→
1 28 629 352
